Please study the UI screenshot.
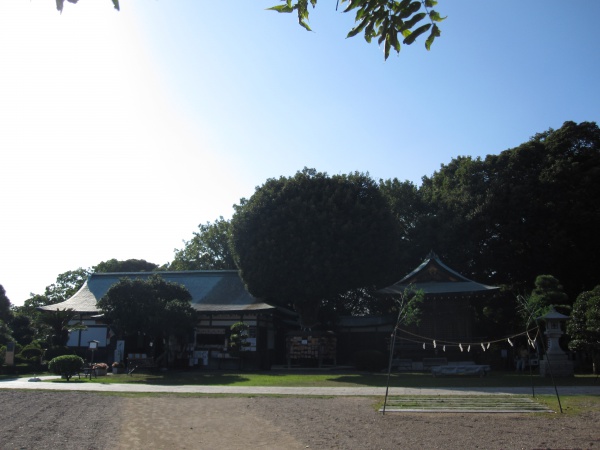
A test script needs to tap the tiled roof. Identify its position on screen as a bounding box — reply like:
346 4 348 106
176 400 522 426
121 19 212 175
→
38 280 100 314
39 271 275 314
378 252 498 296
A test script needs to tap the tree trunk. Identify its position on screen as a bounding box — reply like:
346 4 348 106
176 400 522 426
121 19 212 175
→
293 299 320 330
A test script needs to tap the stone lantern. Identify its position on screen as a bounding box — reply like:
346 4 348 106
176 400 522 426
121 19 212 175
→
537 307 574 377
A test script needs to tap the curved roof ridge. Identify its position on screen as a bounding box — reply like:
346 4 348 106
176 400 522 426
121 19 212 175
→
378 252 498 296
38 279 101 314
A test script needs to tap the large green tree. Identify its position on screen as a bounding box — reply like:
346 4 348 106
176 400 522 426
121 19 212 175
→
0 284 13 324
568 285 600 374
93 259 158 273
169 217 236 271
414 121 600 297
56 0 443 60
230 168 403 327
97 274 197 350
0 283 13 346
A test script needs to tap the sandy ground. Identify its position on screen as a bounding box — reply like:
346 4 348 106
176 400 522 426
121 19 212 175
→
1 391 599 450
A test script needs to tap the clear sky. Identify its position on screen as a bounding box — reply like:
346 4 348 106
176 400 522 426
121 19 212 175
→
1 1 599 306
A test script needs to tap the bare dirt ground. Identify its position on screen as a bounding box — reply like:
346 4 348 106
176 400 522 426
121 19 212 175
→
1 390 599 450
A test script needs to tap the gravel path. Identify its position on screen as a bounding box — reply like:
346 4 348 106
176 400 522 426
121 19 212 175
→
1 390 599 449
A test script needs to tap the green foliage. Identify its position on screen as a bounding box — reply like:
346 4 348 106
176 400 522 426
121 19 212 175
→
268 0 445 59
415 121 600 299
0 284 13 324
567 286 600 374
93 259 158 273
98 274 197 345
8 314 36 346
38 308 85 347
354 349 386 372
326 286 395 318
48 354 84 381
169 217 236 271
229 322 251 357
0 320 13 346
528 275 570 315
15 343 44 371
516 275 570 331
231 168 403 327
44 346 74 362
22 268 90 315
19 343 43 360
59 0 441 59
42 268 90 304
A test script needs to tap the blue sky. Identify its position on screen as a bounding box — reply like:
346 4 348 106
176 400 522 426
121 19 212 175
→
1 0 598 305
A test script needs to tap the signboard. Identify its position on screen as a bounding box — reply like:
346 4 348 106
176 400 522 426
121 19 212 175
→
5 342 15 366
114 340 125 363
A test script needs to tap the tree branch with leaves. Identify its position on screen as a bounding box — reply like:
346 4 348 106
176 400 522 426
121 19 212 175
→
269 0 445 59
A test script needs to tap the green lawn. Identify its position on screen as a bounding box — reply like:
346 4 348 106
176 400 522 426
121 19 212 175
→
38 370 600 388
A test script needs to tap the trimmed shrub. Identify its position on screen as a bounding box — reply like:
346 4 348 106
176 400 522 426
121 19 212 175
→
20 344 43 359
16 344 44 371
354 349 387 372
48 355 84 381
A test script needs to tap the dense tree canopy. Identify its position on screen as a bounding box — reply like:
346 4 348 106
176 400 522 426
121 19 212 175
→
169 217 236 271
230 168 403 327
97 274 197 344
567 285 600 374
93 259 158 273
0 284 12 324
405 121 600 298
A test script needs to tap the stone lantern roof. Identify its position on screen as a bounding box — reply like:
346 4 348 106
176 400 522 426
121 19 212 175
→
537 306 570 322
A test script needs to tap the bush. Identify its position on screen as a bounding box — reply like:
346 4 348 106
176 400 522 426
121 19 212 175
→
48 355 84 381
354 350 387 372
16 344 44 371
20 343 43 359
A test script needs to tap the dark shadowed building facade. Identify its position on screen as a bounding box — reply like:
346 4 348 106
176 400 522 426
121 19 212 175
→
39 271 294 369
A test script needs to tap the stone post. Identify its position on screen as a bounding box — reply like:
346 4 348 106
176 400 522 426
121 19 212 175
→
537 307 574 377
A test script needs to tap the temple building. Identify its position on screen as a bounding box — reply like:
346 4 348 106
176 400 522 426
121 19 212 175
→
377 251 499 360
39 271 293 370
